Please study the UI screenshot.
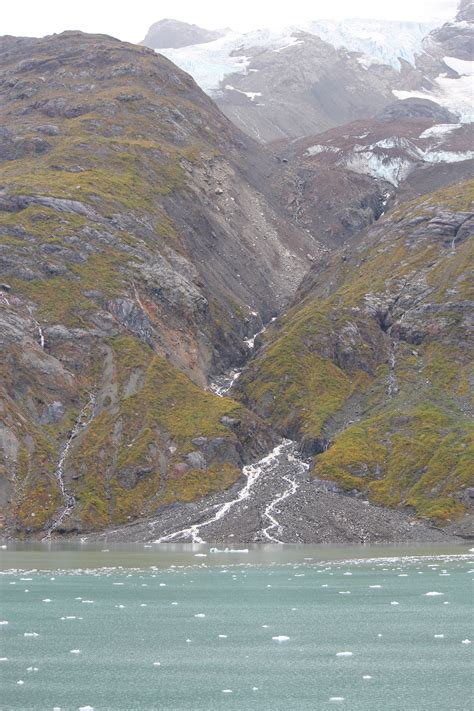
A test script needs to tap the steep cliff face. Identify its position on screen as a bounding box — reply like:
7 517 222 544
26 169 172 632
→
0 31 317 535
236 181 474 525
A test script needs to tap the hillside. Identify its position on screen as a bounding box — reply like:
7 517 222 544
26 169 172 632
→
236 181 473 530
0 29 472 541
0 31 317 536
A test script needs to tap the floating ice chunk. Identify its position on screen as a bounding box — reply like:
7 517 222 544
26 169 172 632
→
343 572 352 576
171 602 178 606
194 613 206 618
434 634 444 638
336 651 353 657
222 689 232 693
377 634 382 638
79 707 94 711
153 661 161 666
0 621 8 625
27 666 39 672
17 680 24 685
461 639 471 644
262 625 269 628
0 545 6 549
363 675 372 679
70 649 81 654
219 634 228 638
115 605 125 609
339 591 351 594
194 554 207 557
42 599 51 603
390 601 400 605
329 698 344 703
112 583 124 586
24 632 39 637
186 639 192 643
0 657 8 661
159 583 166 587
272 635 290 642
81 600 94 604
425 592 444 596
252 686 259 691
20 578 32 581
369 585 382 589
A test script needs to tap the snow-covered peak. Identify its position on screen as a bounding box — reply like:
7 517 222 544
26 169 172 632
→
297 18 437 69
156 19 436 95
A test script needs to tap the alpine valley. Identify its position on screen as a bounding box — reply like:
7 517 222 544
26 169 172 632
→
0 1 472 544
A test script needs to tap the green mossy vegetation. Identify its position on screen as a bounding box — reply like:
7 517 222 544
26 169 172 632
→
238 181 474 523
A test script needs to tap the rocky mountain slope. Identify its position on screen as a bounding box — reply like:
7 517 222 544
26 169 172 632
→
0 25 472 542
394 1 474 122
270 98 473 249
0 31 318 536
236 180 473 530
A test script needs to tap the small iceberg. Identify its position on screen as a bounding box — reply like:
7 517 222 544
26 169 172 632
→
272 635 290 642
336 651 353 657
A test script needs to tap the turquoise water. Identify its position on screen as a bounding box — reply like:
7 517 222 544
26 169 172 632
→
0 544 472 710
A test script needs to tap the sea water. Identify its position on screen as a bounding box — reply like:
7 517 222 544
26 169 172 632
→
0 543 472 710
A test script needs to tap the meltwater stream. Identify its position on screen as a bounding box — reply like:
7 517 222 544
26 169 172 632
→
154 442 309 545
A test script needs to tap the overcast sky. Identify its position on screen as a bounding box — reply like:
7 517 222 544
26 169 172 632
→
2 0 459 44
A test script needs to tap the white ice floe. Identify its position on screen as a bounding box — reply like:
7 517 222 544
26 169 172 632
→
390 601 400 605
42 599 51 602
219 634 228 638
194 613 206 618
24 632 39 637
272 635 290 642
461 639 471 644
153 662 161 666
363 675 372 679
0 621 8 625
329 698 345 703
222 689 233 693
17 680 24 685
79 707 94 711
434 634 445 638
336 651 353 657
0 657 8 661
425 592 444 596
369 585 382 588
70 649 81 654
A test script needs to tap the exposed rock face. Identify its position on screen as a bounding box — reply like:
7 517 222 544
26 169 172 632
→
142 19 226 49
0 31 314 536
236 180 474 527
212 33 418 143
457 0 474 22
